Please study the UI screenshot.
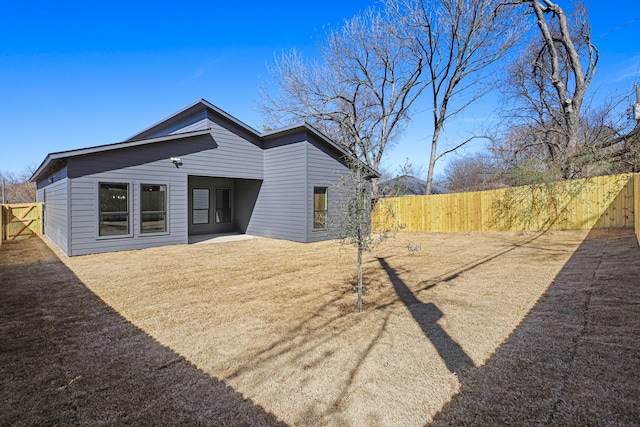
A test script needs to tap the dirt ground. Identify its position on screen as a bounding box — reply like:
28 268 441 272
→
1 229 638 426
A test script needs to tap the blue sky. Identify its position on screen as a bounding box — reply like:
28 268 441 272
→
1 1 639 179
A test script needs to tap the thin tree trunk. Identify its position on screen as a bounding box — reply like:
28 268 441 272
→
357 247 363 313
425 126 441 195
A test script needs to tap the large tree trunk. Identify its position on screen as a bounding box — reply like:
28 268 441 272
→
528 0 597 168
425 132 439 195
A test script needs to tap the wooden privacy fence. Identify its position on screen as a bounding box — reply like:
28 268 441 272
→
1 203 44 242
373 173 638 234
635 174 640 245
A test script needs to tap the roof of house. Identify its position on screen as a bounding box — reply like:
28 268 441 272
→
30 99 379 182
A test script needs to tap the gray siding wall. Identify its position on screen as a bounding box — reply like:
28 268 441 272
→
234 179 262 233
37 178 70 255
68 171 187 256
36 164 68 190
306 139 350 243
67 126 263 256
181 121 263 179
69 131 263 181
247 142 307 242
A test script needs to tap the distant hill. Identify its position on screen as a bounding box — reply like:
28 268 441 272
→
379 175 448 196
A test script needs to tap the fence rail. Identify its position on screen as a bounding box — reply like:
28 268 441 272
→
1 203 44 242
373 173 637 234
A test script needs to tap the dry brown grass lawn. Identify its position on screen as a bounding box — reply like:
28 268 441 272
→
43 230 593 426
431 228 640 426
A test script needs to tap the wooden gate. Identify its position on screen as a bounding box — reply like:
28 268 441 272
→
1 203 43 241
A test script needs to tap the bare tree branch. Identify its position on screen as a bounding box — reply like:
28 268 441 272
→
387 0 523 194
502 0 600 178
259 8 428 195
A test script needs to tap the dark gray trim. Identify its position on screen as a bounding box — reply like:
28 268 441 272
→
95 180 134 239
139 182 170 236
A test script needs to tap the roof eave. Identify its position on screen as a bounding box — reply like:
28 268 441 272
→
30 128 214 183
262 122 380 178
125 98 262 142
302 124 381 179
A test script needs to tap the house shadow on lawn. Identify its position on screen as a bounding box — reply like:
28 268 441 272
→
0 238 285 426
428 228 640 426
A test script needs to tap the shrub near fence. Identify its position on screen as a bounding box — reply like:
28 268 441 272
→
373 173 637 233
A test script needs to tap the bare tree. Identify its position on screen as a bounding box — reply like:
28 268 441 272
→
443 154 505 192
501 0 600 178
260 8 427 194
488 96 637 189
386 0 522 194
1 165 37 204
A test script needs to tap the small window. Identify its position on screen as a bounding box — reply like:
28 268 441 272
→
99 183 129 236
141 184 167 233
314 187 328 229
192 188 210 224
215 189 231 223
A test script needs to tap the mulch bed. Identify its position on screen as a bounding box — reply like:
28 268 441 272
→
431 229 640 426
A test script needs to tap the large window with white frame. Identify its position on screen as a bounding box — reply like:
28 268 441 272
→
141 184 167 233
99 183 129 236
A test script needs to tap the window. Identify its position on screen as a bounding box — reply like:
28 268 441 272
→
192 188 210 224
215 189 231 223
313 187 328 229
99 183 129 236
141 184 167 233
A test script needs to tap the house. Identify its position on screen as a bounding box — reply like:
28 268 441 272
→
30 99 373 256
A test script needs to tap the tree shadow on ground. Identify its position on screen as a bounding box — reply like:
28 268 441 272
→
429 228 640 426
376 257 474 374
0 238 285 426
415 231 548 292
